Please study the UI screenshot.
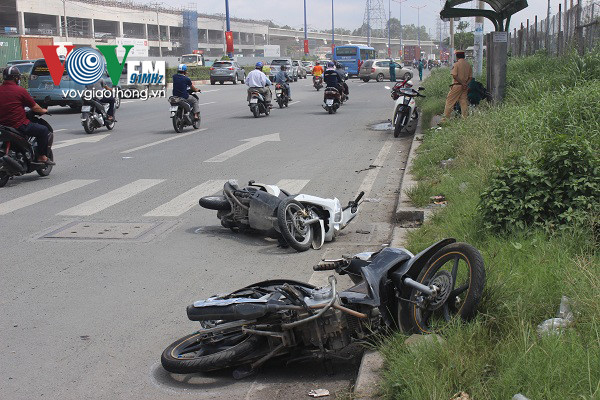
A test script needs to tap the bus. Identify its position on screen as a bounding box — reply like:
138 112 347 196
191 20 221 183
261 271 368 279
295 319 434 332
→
333 45 376 76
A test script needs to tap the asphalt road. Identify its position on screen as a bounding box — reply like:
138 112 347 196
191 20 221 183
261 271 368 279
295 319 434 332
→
0 74 422 399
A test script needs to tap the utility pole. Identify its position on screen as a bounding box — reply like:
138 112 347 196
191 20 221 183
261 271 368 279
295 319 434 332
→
62 0 69 41
412 5 426 49
225 0 232 58
393 0 408 61
331 0 335 54
545 0 551 50
450 17 455 63
303 0 308 55
474 1 484 77
388 0 391 56
149 3 163 57
367 0 371 46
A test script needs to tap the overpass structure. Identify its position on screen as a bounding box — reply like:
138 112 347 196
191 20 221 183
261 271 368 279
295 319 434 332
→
2 0 437 60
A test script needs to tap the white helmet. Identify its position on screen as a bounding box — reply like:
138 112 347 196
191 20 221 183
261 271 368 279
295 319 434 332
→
405 80 414 88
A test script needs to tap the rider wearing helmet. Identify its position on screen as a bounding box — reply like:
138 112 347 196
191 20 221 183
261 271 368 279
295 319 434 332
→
245 62 272 106
274 64 292 101
324 61 348 99
172 64 201 120
0 66 54 165
334 61 349 99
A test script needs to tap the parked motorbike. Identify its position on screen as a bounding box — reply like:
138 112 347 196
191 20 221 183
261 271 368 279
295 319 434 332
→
199 180 363 252
275 83 290 108
169 89 201 133
389 80 425 137
248 88 271 118
81 99 116 134
0 111 54 187
323 86 342 114
313 75 323 91
160 238 486 377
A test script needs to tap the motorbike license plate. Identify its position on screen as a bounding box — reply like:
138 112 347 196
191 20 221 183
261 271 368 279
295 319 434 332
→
81 105 91 112
169 106 178 112
326 99 334 106
276 90 282 94
250 98 258 104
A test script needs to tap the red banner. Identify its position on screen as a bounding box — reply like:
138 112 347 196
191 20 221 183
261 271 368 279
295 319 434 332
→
331 43 335 53
388 47 391 57
304 39 309 54
225 31 234 53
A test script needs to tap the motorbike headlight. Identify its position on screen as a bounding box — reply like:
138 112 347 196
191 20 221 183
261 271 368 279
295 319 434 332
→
334 200 342 222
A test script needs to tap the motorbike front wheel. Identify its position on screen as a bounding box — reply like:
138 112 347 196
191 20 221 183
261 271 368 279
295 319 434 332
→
277 198 313 252
37 149 54 177
161 331 264 374
0 172 9 188
105 119 115 131
393 109 408 138
400 242 486 334
193 114 201 129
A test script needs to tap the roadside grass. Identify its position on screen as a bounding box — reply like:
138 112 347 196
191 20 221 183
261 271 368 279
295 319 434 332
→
381 51 600 399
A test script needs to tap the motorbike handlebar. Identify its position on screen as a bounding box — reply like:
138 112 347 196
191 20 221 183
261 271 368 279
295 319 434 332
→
313 258 347 271
354 191 365 204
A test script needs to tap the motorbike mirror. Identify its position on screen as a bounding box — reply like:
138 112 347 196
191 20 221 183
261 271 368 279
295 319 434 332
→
384 86 391 90
419 87 425 91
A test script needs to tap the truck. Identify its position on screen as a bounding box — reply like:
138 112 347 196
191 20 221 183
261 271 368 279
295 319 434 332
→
403 45 421 65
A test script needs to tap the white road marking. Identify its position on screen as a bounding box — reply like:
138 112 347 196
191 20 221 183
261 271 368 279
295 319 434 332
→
204 133 280 163
53 134 110 149
121 128 207 154
275 179 310 194
357 140 394 198
198 102 216 106
200 89 220 93
288 101 301 105
57 179 164 216
53 129 67 132
144 179 227 217
359 83 368 86
0 180 97 216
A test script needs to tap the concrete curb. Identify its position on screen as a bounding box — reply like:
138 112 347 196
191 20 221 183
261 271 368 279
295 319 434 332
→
352 115 427 399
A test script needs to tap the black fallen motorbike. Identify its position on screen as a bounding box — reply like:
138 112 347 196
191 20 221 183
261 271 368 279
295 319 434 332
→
169 89 201 133
161 238 485 377
274 83 290 108
0 111 54 188
248 88 271 118
81 98 116 134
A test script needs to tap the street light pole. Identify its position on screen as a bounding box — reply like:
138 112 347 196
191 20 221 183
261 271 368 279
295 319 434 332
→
412 5 426 49
62 0 69 41
388 0 391 57
392 0 408 60
331 0 335 54
303 0 308 55
225 0 232 58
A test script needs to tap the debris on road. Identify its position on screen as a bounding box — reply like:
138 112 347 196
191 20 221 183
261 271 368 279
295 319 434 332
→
537 296 574 337
440 158 455 168
308 388 330 397
355 229 371 234
355 165 382 173
363 198 381 203
430 195 447 205
450 391 471 400
512 394 531 400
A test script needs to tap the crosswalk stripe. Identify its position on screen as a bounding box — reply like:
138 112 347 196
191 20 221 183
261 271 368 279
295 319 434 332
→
121 128 207 154
0 180 97 216
57 179 164 216
275 179 310 194
144 179 227 217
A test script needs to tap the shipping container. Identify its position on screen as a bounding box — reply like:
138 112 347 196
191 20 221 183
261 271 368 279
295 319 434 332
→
402 45 421 63
19 36 53 61
0 36 23 68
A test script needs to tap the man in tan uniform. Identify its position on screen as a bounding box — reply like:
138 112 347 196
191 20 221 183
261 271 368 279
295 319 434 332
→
443 50 473 119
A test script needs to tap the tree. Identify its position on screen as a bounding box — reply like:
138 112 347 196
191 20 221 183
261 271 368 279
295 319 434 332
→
457 21 470 32
443 21 474 49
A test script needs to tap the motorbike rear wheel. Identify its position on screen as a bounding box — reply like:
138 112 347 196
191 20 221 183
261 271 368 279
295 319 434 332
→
0 172 9 188
36 149 54 177
252 106 260 118
172 115 184 133
400 242 485 334
278 98 284 109
277 198 313 252
161 331 263 374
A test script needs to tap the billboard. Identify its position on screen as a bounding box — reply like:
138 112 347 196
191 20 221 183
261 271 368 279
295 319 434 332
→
263 45 280 57
116 38 148 58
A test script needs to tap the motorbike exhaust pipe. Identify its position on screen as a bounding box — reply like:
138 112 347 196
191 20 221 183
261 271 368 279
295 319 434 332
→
0 155 25 174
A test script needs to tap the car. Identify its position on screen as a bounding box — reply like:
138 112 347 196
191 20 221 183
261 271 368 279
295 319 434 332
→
292 60 307 79
269 59 298 82
28 58 120 111
301 61 314 74
209 60 245 85
9 62 34 75
6 59 30 66
180 53 206 67
358 59 413 82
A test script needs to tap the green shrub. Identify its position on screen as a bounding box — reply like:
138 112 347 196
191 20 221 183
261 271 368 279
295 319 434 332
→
479 137 600 233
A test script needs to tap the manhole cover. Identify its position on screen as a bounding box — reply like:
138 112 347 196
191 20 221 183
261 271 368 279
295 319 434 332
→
40 221 172 241
371 122 393 131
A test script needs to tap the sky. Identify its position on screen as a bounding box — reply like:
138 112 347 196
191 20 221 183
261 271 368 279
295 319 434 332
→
161 0 556 36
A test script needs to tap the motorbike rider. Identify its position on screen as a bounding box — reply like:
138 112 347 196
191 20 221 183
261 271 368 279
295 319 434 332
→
274 64 292 101
85 77 115 121
172 64 201 121
246 62 272 107
0 66 54 165
324 62 348 99
312 61 324 84
334 62 349 99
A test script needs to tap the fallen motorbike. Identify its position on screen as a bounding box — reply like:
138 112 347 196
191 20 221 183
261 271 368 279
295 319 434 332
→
275 83 290 108
248 88 271 118
0 110 54 187
161 238 485 377
323 86 342 114
169 89 201 133
199 180 363 252
81 98 116 134
313 75 323 91
389 80 425 138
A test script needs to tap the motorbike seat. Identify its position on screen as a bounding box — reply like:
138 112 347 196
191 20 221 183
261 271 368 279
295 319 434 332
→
0 124 23 136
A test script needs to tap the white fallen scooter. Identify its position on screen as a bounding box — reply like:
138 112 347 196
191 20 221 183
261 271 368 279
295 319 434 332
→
199 180 364 252
387 80 425 137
